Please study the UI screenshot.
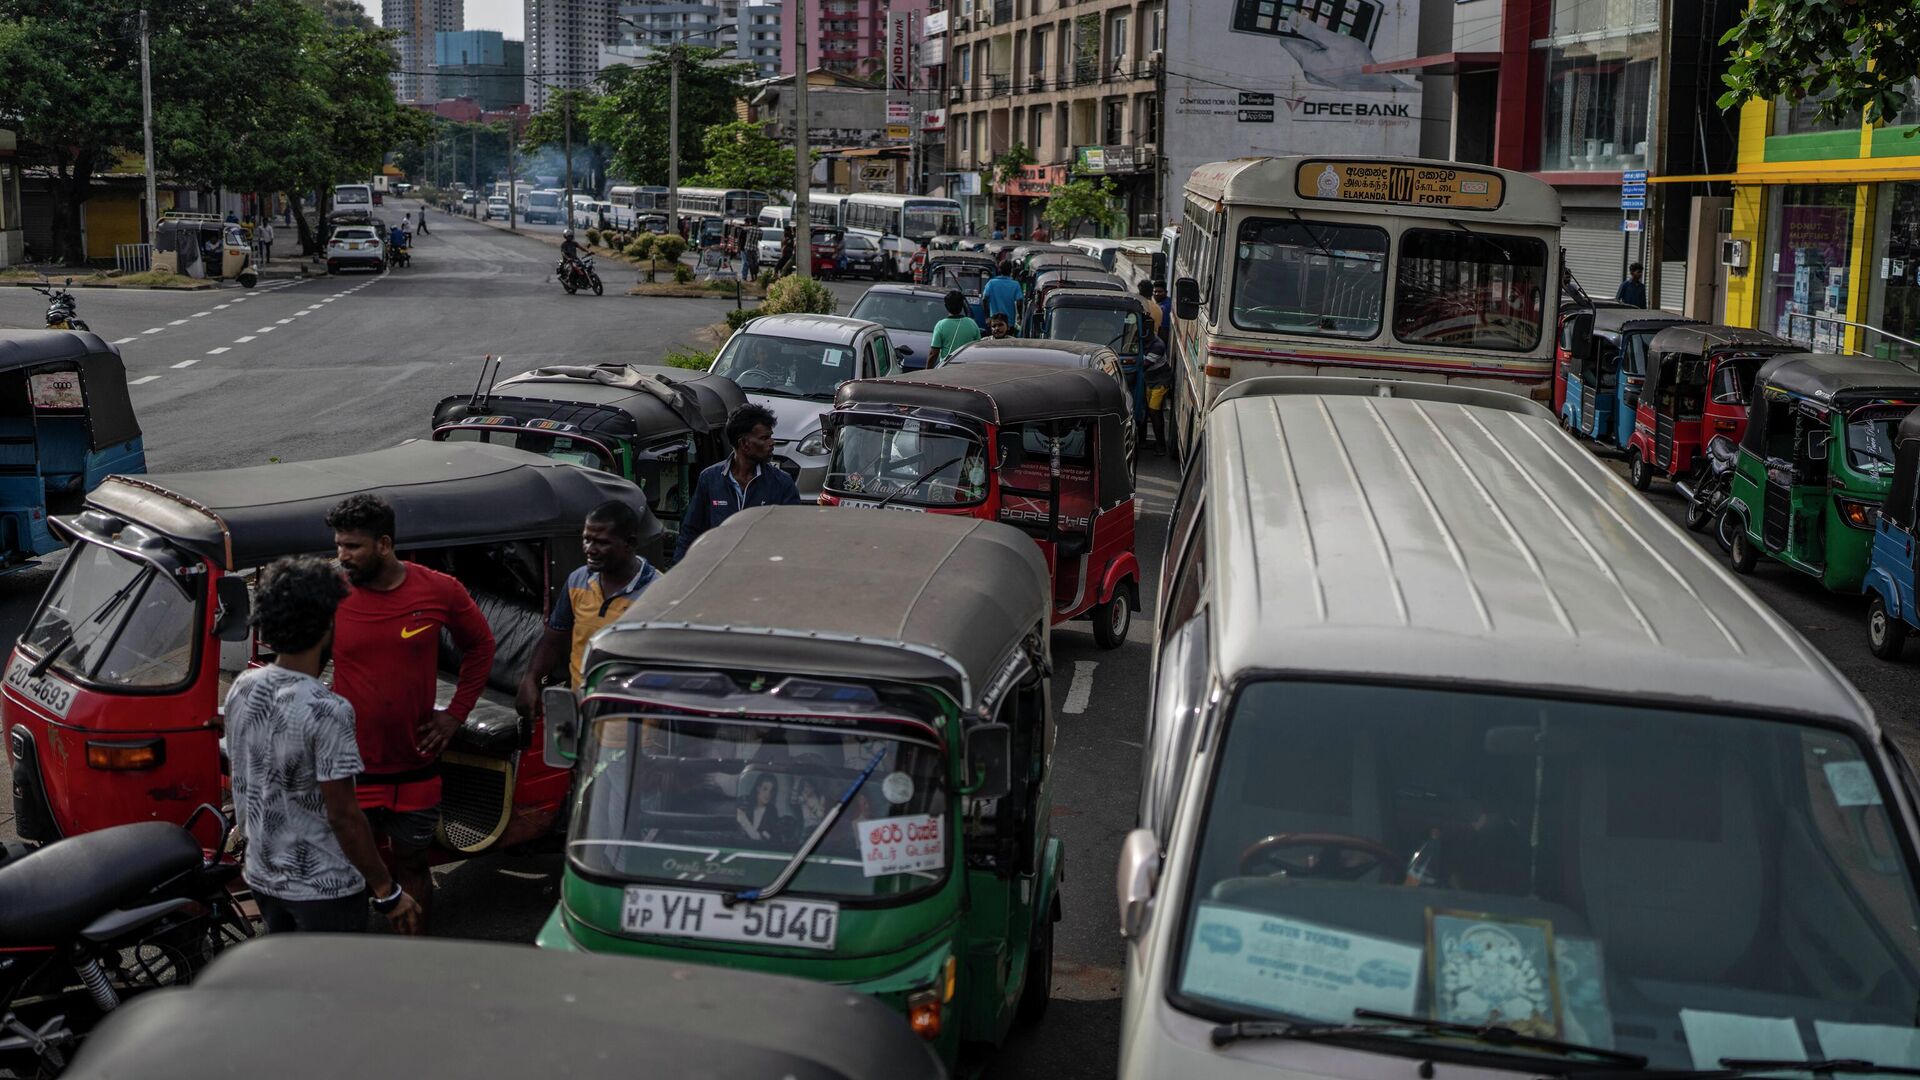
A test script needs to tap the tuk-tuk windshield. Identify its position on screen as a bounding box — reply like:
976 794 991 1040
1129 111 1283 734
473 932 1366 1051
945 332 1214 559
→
1047 306 1142 355
929 264 989 296
1174 680 1920 1069
711 333 858 401
21 540 196 689
1846 406 1910 476
571 715 950 901
1710 354 1770 406
825 416 989 507
437 425 614 471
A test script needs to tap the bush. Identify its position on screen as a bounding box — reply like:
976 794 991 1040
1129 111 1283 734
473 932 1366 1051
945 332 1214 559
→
762 274 836 316
672 263 694 284
756 268 778 287
585 228 602 247
662 346 716 370
654 234 689 264
624 235 655 260
725 306 763 331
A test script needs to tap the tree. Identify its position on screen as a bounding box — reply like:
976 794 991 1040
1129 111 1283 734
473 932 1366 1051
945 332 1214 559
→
1718 0 1919 126
1042 176 1123 238
687 121 794 192
586 47 752 187
521 87 612 195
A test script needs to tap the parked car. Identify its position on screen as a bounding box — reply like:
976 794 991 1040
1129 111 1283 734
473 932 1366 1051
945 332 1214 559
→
838 231 889 278
846 284 951 370
325 224 386 273
486 196 510 220
755 227 784 266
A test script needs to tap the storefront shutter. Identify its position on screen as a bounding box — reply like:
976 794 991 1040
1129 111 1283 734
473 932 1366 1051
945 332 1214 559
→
1562 210 1633 301
21 191 54 258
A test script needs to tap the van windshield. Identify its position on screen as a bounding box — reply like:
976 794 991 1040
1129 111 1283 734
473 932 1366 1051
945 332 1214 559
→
20 541 196 689
1174 681 1920 1068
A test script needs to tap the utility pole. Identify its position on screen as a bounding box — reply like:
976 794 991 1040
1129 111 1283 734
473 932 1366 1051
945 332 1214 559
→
564 89 574 225
508 115 519 230
470 124 478 206
793 1 812 279
668 51 681 236
139 8 158 241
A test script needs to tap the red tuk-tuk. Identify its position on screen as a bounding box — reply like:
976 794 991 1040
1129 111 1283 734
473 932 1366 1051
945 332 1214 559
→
2 442 661 847
1626 324 1796 491
819 363 1139 647
809 226 845 277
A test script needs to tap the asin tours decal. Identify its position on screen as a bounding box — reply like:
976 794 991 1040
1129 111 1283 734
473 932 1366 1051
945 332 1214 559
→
1180 905 1421 1019
858 813 945 877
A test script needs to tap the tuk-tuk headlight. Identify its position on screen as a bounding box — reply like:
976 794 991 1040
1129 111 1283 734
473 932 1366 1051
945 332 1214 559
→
1836 496 1879 530
907 987 942 1040
795 431 829 458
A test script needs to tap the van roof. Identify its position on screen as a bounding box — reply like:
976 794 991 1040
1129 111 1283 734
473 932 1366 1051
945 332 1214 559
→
1197 377 1871 727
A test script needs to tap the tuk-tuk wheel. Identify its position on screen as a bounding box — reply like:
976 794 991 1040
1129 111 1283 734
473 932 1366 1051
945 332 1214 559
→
1870 596 1908 661
238 269 258 289
1015 894 1058 1028
1727 518 1758 574
1092 594 1131 649
1629 453 1653 491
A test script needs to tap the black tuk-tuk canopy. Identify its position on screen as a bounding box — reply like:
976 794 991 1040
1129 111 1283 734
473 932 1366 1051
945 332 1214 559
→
1741 353 1920 457
589 505 1050 713
433 363 745 443
1024 253 1106 277
835 361 1129 427
1639 325 1793 400
65 936 945 1080
1040 286 1146 312
1592 308 1697 337
78 441 656 571
1886 409 1920 532
942 338 1121 371
0 330 142 451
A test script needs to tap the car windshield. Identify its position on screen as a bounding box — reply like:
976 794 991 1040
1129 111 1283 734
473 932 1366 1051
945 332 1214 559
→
571 714 949 901
1048 306 1140 354
760 228 783 243
825 416 990 507
438 425 613 470
710 332 859 400
1232 217 1388 338
1175 680 1920 1069
849 292 948 333
1847 408 1909 475
1394 228 1549 352
21 541 196 688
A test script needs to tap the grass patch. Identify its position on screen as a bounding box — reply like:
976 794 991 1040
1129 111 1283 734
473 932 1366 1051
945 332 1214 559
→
628 280 766 299
113 270 204 288
661 346 716 370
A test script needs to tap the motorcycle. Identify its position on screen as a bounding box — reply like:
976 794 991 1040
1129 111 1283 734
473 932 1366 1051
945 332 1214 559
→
0 805 252 1075
1674 433 1740 549
556 254 603 296
32 280 87 332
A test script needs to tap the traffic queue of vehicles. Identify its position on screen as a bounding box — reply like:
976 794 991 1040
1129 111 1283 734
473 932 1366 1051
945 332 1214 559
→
9 156 1920 1078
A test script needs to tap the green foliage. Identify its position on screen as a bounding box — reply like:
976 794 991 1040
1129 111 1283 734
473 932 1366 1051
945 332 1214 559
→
653 234 689 264
662 346 717 370
520 87 611 195
687 121 795 193
725 307 763 331
762 274 836 316
991 143 1037 189
585 228 602 247
1718 0 1919 125
673 263 695 284
1043 177 1124 237
584 47 753 187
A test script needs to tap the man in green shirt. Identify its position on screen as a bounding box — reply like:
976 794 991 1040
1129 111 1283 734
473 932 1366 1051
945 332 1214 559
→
926 289 982 366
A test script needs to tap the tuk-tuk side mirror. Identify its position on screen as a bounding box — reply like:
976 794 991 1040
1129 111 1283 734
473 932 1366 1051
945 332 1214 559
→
1564 311 1594 362
1117 828 1160 941
1174 277 1200 321
541 686 581 768
997 435 1028 471
213 576 251 642
1807 428 1832 461
962 722 1012 801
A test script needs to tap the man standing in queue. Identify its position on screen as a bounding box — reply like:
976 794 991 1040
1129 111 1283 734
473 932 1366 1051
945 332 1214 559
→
327 494 496 930
518 500 659 711
674 404 802 561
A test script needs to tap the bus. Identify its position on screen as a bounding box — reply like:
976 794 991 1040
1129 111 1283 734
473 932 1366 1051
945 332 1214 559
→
609 185 669 213
804 191 849 229
842 194 963 277
672 187 769 226
1168 156 1562 456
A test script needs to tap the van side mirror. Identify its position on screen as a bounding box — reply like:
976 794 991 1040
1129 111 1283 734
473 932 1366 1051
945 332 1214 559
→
213 576 251 642
1174 277 1200 321
963 722 1012 801
541 686 581 768
1117 828 1160 940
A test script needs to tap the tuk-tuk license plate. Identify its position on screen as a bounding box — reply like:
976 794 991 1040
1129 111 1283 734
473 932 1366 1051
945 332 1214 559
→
4 655 75 718
621 886 838 950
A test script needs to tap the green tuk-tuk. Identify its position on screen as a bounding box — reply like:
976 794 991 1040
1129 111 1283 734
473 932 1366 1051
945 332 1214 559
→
1726 352 1920 589
535 505 1063 1068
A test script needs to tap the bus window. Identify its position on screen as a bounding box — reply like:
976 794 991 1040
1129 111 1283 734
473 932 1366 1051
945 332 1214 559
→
1231 218 1387 339
1393 229 1549 352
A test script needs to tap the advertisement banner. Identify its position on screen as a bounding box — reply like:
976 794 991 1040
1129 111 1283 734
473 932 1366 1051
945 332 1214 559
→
887 100 912 123
922 107 946 131
923 10 947 36
887 11 912 92
922 35 946 68
1162 0 1421 223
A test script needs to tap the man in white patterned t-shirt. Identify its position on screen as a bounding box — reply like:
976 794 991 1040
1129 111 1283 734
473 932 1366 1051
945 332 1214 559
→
225 557 421 934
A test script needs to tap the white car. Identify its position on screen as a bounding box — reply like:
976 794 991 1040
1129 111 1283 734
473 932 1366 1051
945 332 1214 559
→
325 225 385 273
486 196 509 221
754 227 783 265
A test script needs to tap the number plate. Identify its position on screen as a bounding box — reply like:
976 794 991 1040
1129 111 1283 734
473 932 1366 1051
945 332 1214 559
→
5 654 75 718
621 886 838 951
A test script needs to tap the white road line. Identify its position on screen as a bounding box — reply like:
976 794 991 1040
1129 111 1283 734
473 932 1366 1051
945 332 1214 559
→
213 304 230 310
276 318 293 324
397 438 418 446
129 375 160 385
321 298 337 303
168 319 187 326
233 336 255 343
171 359 199 369
1062 661 1098 714
141 328 164 335
206 347 229 355
255 327 275 333
191 311 208 317
231 297 247 303
109 337 135 345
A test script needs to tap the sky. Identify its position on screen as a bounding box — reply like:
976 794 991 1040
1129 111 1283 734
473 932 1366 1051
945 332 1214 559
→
369 0 525 38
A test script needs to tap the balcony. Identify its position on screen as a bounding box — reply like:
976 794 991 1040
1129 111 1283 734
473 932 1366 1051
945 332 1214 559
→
992 0 1013 21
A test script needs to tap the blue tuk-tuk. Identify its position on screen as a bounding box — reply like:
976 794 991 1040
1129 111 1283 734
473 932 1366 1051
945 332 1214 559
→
1864 409 1920 659
0 331 147 567
1558 308 1699 448
1029 288 1152 426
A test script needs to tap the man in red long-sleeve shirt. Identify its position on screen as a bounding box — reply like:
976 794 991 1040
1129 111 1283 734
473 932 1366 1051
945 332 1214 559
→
326 494 496 928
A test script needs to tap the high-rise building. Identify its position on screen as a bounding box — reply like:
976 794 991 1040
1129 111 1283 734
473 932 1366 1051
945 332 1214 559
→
436 30 527 110
607 0 781 80
385 0 465 103
780 0 922 79
526 0 618 111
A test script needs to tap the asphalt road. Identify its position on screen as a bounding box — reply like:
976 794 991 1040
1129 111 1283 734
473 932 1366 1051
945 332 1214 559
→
3 204 1919 1077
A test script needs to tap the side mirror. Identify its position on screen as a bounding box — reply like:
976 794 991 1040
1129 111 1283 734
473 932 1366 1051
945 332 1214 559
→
895 344 913 358
1564 311 1595 362
213 575 251 642
997 435 1029 471
1174 277 1200 321
541 686 581 768
1117 828 1160 941
1807 429 1832 460
963 722 1012 801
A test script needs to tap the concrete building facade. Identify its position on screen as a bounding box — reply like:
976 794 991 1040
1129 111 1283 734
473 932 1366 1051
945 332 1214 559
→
436 30 527 110
384 0 465 103
526 0 618 110
780 0 926 80
609 0 783 79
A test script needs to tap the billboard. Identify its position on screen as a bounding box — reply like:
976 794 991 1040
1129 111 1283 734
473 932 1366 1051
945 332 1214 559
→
1162 0 1421 221
887 11 913 92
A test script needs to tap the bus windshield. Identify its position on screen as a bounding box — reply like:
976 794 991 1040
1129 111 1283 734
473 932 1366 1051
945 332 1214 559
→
334 186 371 206
905 208 962 239
1231 218 1388 339
1393 228 1549 352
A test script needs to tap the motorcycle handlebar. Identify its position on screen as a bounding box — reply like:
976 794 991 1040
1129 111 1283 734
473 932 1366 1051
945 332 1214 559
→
181 802 234 866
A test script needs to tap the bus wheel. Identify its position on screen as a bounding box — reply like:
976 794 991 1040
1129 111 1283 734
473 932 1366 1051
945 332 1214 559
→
1015 896 1057 1028
1870 596 1908 661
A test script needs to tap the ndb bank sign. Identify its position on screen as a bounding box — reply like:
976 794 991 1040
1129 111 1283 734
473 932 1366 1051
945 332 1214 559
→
1163 0 1419 217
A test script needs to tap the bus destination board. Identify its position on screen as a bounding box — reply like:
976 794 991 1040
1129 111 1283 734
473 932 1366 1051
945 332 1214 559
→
1295 161 1506 211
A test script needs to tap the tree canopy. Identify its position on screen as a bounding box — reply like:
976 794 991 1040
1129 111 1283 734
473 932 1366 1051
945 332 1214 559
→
687 121 795 193
587 47 754 186
1718 0 1919 126
1043 177 1123 237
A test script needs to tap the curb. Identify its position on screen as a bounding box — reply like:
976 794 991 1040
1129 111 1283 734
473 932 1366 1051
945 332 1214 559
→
0 279 215 291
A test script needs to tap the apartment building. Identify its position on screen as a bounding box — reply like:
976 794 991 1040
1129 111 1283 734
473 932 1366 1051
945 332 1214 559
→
610 0 783 79
943 0 1164 233
436 30 527 110
385 0 465 103
781 0 927 81
527 0 618 110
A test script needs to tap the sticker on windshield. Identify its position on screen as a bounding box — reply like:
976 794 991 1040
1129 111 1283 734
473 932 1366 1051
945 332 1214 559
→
1823 760 1883 806
822 348 842 367
1431 910 1561 1036
1179 905 1420 1022
881 770 915 805
857 813 943 877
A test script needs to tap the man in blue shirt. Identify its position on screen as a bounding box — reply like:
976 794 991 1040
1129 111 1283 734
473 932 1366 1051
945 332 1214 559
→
1616 262 1647 308
981 261 1022 326
673 403 802 561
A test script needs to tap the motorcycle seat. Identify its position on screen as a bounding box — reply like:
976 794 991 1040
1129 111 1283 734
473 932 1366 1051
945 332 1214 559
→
1707 436 1740 466
0 821 202 946
450 693 524 756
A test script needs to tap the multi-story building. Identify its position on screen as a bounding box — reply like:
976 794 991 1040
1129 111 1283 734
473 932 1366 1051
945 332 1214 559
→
781 0 926 81
610 0 782 79
943 0 1162 233
384 0 464 103
435 30 527 110
527 0 617 111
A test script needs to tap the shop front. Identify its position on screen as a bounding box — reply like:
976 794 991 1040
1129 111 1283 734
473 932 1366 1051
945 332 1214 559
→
997 163 1066 237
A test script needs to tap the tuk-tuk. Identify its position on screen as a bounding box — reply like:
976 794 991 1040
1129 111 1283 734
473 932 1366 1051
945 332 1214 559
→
941 338 1129 398
431 359 745 555
2 441 661 846
810 226 846 277
1627 324 1796 490
1550 298 1632 416
1556 307 1698 449
1017 252 1105 298
918 249 994 287
1024 270 1128 328
153 212 257 287
533 506 1062 1069
71 936 947 1080
925 257 995 327
822 363 1140 646
1863 409 1920 659
0 331 146 570
1725 353 1920 590
1027 288 1152 425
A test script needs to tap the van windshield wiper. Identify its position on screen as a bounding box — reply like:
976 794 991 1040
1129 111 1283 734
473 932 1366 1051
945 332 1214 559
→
1212 1007 1647 1070
724 744 888 906
1568 1060 1920 1080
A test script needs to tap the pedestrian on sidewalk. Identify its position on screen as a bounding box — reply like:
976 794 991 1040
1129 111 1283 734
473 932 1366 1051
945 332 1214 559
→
259 220 274 265
225 557 423 935
1616 262 1647 308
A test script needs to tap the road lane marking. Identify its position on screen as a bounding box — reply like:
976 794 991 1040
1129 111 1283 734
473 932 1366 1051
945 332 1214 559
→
206 347 229 354
1062 661 1098 714
191 311 208 317
129 375 160 385
233 336 255 343
276 318 293 324
141 328 163 334
213 304 230 309
168 319 186 326
110 337 135 345
255 327 275 333
171 359 199 368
